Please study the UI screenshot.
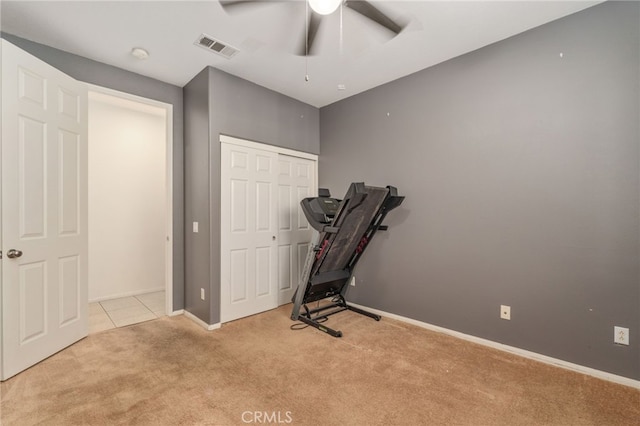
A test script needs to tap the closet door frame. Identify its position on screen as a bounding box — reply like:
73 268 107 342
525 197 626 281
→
219 134 317 323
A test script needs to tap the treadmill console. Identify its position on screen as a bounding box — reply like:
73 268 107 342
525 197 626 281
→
300 189 341 231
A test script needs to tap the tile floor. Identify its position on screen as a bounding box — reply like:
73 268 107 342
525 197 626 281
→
89 291 166 334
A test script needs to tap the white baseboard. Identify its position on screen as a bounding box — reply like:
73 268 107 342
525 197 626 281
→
168 309 184 317
183 310 221 331
349 302 640 390
89 287 165 303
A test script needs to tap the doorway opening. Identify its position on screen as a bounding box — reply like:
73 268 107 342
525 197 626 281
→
87 86 173 332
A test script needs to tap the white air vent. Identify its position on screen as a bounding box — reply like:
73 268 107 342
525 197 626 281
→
194 34 239 59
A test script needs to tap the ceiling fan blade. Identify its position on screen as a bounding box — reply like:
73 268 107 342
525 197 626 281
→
344 0 403 35
219 0 281 14
297 11 323 56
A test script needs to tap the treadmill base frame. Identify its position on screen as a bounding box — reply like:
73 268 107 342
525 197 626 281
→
297 295 381 338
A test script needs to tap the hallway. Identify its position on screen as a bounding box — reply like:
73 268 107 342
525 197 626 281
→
89 291 165 333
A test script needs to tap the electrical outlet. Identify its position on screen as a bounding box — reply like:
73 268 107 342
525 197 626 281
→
614 326 629 345
200 288 205 301
500 305 511 320
350 276 356 287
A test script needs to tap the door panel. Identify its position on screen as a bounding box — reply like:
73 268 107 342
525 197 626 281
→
278 245 292 291
221 143 278 322
18 66 46 106
256 181 272 231
2 39 88 380
20 262 47 343
230 249 248 303
276 155 315 305
58 129 80 235
255 247 271 297
59 255 80 326
19 116 47 238
230 179 248 232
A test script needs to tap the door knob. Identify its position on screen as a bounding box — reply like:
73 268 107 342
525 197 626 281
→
6 249 23 259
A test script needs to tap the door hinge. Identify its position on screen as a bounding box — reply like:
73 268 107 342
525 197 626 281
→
0 251 3 259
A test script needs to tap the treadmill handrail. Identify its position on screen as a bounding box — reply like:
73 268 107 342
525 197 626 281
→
322 226 339 233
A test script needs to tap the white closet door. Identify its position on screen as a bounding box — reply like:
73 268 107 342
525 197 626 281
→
1 40 88 380
276 155 315 305
221 142 278 322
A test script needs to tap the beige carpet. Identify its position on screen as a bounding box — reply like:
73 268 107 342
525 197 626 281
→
1 305 638 425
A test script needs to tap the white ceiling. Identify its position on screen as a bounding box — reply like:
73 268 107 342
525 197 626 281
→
1 1 602 108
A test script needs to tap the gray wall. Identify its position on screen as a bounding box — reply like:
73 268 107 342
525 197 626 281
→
183 67 319 324
1 33 186 311
183 68 211 321
319 2 639 380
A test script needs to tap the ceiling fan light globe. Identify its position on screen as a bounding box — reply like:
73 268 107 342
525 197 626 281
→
308 0 341 15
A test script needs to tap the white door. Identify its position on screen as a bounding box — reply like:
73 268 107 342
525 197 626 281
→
276 155 315 305
1 40 88 380
221 142 278 322
220 137 317 323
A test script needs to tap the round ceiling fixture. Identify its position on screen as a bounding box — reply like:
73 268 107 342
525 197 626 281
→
308 0 341 15
131 47 150 60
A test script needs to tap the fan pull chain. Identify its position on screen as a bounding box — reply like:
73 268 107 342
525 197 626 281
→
338 2 346 91
339 2 343 57
305 0 310 82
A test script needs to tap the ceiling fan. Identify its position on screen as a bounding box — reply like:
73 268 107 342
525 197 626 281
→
219 0 406 56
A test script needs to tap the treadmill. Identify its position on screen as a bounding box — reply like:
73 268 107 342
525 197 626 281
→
291 182 404 337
